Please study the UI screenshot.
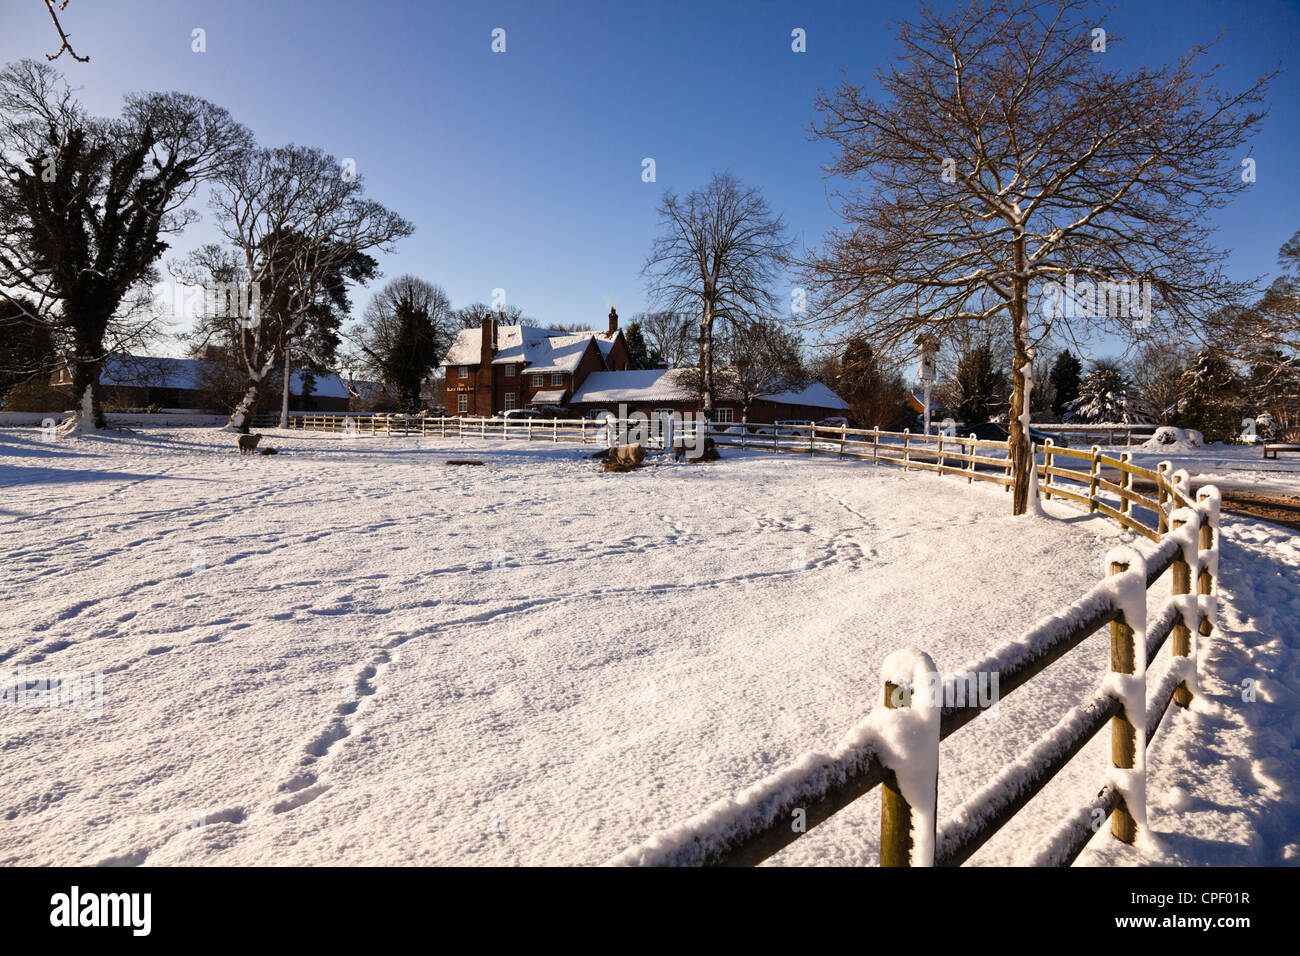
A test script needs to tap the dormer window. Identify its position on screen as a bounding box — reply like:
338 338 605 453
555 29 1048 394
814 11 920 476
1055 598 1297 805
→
504 364 517 377
459 366 469 379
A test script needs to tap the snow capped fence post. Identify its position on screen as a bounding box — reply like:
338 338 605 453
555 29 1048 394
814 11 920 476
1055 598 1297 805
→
902 428 910 472
1156 462 1170 534
1088 446 1101 512
879 650 940 866
839 422 847 458
1196 487 1219 646
1106 556 1140 844
1170 514 1195 708
1042 438 1054 500
1119 452 1133 517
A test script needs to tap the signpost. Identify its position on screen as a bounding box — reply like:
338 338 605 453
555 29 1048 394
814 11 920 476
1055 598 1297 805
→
917 337 937 436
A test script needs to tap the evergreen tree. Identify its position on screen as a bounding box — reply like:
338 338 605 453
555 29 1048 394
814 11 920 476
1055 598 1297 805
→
1068 360 1151 424
622 321 655 370
1047 350 1082 417
834 337 911 429
1180 348 1245 441
953 344 1008 424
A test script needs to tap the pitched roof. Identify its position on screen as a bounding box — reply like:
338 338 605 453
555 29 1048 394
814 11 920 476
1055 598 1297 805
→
440 324 616 372
571 369 849 410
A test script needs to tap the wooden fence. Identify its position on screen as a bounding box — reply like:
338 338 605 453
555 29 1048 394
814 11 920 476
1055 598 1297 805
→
260 412 1220 866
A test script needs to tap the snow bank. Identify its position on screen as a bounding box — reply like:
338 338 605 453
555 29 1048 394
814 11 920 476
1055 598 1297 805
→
1142 427 1205 452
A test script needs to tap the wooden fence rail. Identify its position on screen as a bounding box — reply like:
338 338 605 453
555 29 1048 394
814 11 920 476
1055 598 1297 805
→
257 412 1220 866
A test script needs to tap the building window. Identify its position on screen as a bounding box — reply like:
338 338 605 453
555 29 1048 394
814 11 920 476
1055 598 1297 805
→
504 364 516 377
551 372 563 386
504 392 516 411
714 408 734 423
457 394 468 413
532 373 543 387
459 366 469 379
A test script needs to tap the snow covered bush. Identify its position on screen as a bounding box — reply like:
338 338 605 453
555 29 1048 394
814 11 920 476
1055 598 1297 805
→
1141 426 1204 450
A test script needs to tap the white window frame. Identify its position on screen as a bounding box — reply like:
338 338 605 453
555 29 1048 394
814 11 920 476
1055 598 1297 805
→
504 392 517 411
457 394 468 413
532 373 543 387
504 363 516 377
714 408 734 423
551 372 563 387
459 366 469 379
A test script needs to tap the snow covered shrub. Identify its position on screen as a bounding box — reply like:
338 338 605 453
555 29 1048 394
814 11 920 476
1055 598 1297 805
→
1066 361 1153 424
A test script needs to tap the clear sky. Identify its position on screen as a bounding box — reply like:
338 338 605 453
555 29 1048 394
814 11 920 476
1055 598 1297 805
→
2 0 1297 355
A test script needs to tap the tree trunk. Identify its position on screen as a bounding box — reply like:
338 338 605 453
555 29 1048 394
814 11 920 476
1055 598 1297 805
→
226 378 260 433
1008 230 1032 516
69 352 106 429
700 302 714 414
279 346 291 429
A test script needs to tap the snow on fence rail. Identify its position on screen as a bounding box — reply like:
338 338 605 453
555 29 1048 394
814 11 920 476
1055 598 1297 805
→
608 479 1220 867
262 412 1220 866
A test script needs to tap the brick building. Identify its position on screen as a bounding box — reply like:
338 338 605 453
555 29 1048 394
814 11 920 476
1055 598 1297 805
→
442 309 631 416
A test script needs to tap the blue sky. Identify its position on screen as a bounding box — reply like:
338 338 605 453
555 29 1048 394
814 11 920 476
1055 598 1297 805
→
2 0 1297 356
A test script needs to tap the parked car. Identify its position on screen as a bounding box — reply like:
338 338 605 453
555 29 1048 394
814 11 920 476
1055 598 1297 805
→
501 408 541 420
964 422 1069 447
585 409 616 422
817 416 849 428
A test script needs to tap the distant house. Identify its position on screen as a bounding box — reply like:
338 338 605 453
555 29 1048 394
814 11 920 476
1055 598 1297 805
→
51 353 353 412
441 309 631 416
438 309 850 423
570 369 848 424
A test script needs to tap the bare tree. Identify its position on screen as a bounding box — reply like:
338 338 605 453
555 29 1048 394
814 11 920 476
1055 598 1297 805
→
636 310 694 368
714 318 809 420
205 144 412 432
802 0 1272 513
0 59 251 428
643 172 791 411
346 275 455 412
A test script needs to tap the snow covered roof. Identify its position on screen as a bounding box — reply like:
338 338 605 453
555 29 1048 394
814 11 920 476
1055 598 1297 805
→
572 369 848 410
571 369 696 403
759 381 849 411
441 324 614 373
528 388 568 404
95 353 351 398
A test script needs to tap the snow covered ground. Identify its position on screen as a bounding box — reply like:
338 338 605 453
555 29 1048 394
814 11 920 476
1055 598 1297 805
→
0 426 1295 866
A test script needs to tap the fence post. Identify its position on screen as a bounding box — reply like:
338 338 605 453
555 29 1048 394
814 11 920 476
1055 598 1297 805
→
1170 515 1194 708
1042 438 1054 500
1088 445 1101 512
966 434 975 484
880 677 913 867
839 422 846 458
1107 557 1138 844
740 417 747 450
1004 437 1012 492
808 424 815 456
552 419 558 443
936 432 944 476
902 428 910 472
458 418 463 439
1196 495 1215 644
1119 451 1133 517
581 419 587 443
1156 462 1170 534
872 427 879 463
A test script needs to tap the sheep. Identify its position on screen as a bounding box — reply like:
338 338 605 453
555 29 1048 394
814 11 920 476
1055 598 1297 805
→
237 433 262 455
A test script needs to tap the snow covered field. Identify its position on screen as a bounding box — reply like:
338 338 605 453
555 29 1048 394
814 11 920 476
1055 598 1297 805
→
0 426 1295 866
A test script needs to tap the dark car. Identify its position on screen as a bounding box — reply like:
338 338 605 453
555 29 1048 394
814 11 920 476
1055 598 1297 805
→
964 422 1068 447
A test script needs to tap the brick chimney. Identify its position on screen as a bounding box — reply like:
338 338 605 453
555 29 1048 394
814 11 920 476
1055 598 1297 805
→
608 307 618 335
480 313 494 365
